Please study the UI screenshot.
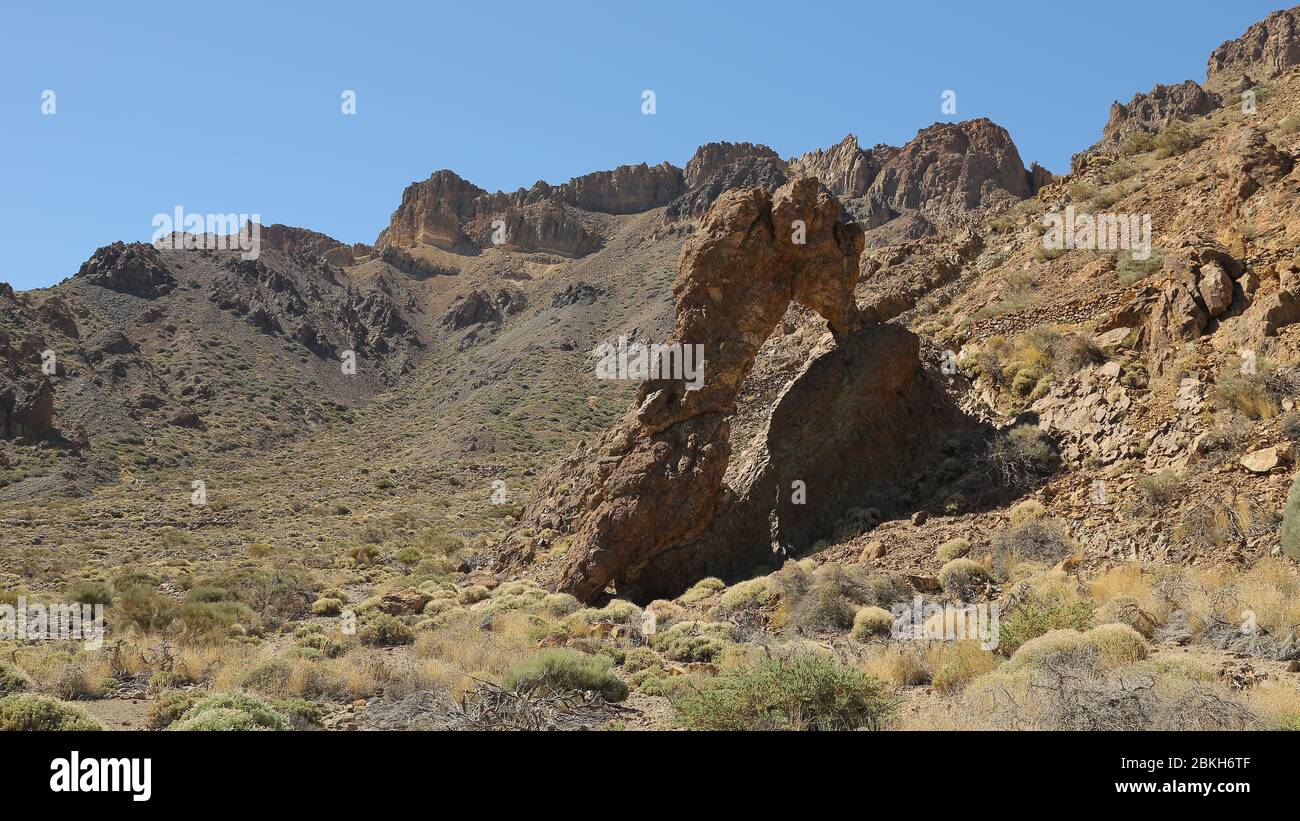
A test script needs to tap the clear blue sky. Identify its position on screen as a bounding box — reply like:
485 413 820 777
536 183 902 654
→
0 0 1288 290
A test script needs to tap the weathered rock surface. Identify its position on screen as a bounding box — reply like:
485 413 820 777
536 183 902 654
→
74 242 177 298
496 178 960 601
1206 6 1300 94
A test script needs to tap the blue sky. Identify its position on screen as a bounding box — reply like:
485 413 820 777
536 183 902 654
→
0 0 1287 289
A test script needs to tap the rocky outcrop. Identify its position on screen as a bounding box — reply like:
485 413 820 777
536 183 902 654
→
1206 6 1300 94
1100 240 1245 355
258 223 368 267
788 134 883 199
441 288 523 330
553 163 686 214
375 170 601 257
1097 81 1222 154
497 178 936 601
865 119 1031 224
75 242 176 298
666 143 789 221
1218 125 1294 202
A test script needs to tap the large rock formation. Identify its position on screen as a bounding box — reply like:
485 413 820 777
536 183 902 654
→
791 122 1036 228
496 178 951 601
374 170 601 257
1099 81 1222 151
74 242 176 298
258 223 371 267
1206 6 1300 94
666 142 790 220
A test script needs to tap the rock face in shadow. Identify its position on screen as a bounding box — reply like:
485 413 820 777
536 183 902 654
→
497 178 947 601
632 321 952 598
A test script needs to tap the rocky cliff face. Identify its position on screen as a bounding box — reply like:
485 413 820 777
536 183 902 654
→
496 178 958 601
787 134 884 199
791 122 1038 229
1100 81 1222 150
1207 6 1300 93
666 143 790 220
259 223 372 267
864 119 1032 225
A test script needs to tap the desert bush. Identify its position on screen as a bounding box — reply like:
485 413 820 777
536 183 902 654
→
170 691 291 731
850 606 896 640
1215 366 1281 419
178 600 256 641
936 538 970 563
0 694 102 730
1153 121 1203 158
1008 499 1045 526
1283 472 1300 562
984 425 1057 488
1135 469 1184 510
784 564 907 633
679 577 725 604
938 558 991 598
148 690 201 729
672 654 899 731
651 621 735 663
1086 623 1149 667
1094 595 1157 638
311 597 344 616
621 647 663 675
929 641 999 693
502 648 628 702
987 517 1075 576
116 586 179 633
68 581 113 607
1120 131 1157 155
997 594 1094 655
456 585 490 605
541 593 580 617
709 577 775 621
357 613 414 647
1004 629 1099 672
1115 250 1165 286
0 660 33 695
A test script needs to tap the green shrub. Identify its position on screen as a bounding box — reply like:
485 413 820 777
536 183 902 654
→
178 600 255 641
542 593 580 617
116 586 179 632
357 613 414 646
998 595 1095 655
68 581 113 607
1086 623 1149 667
709 577 775 620
672 654 899 731
456 585 490 605
311 597 344 616
0 694 102 730
936 538 971 563
0 661 33 695
850 606 896 640
938 558 991 597
622 647 663 675
503 648 628 702
1004 629 1098 672
148 690 201 729
679 577 726 604
170 691 291 731
1136 469 1183 509
651 621 735 663
785 563 906 633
